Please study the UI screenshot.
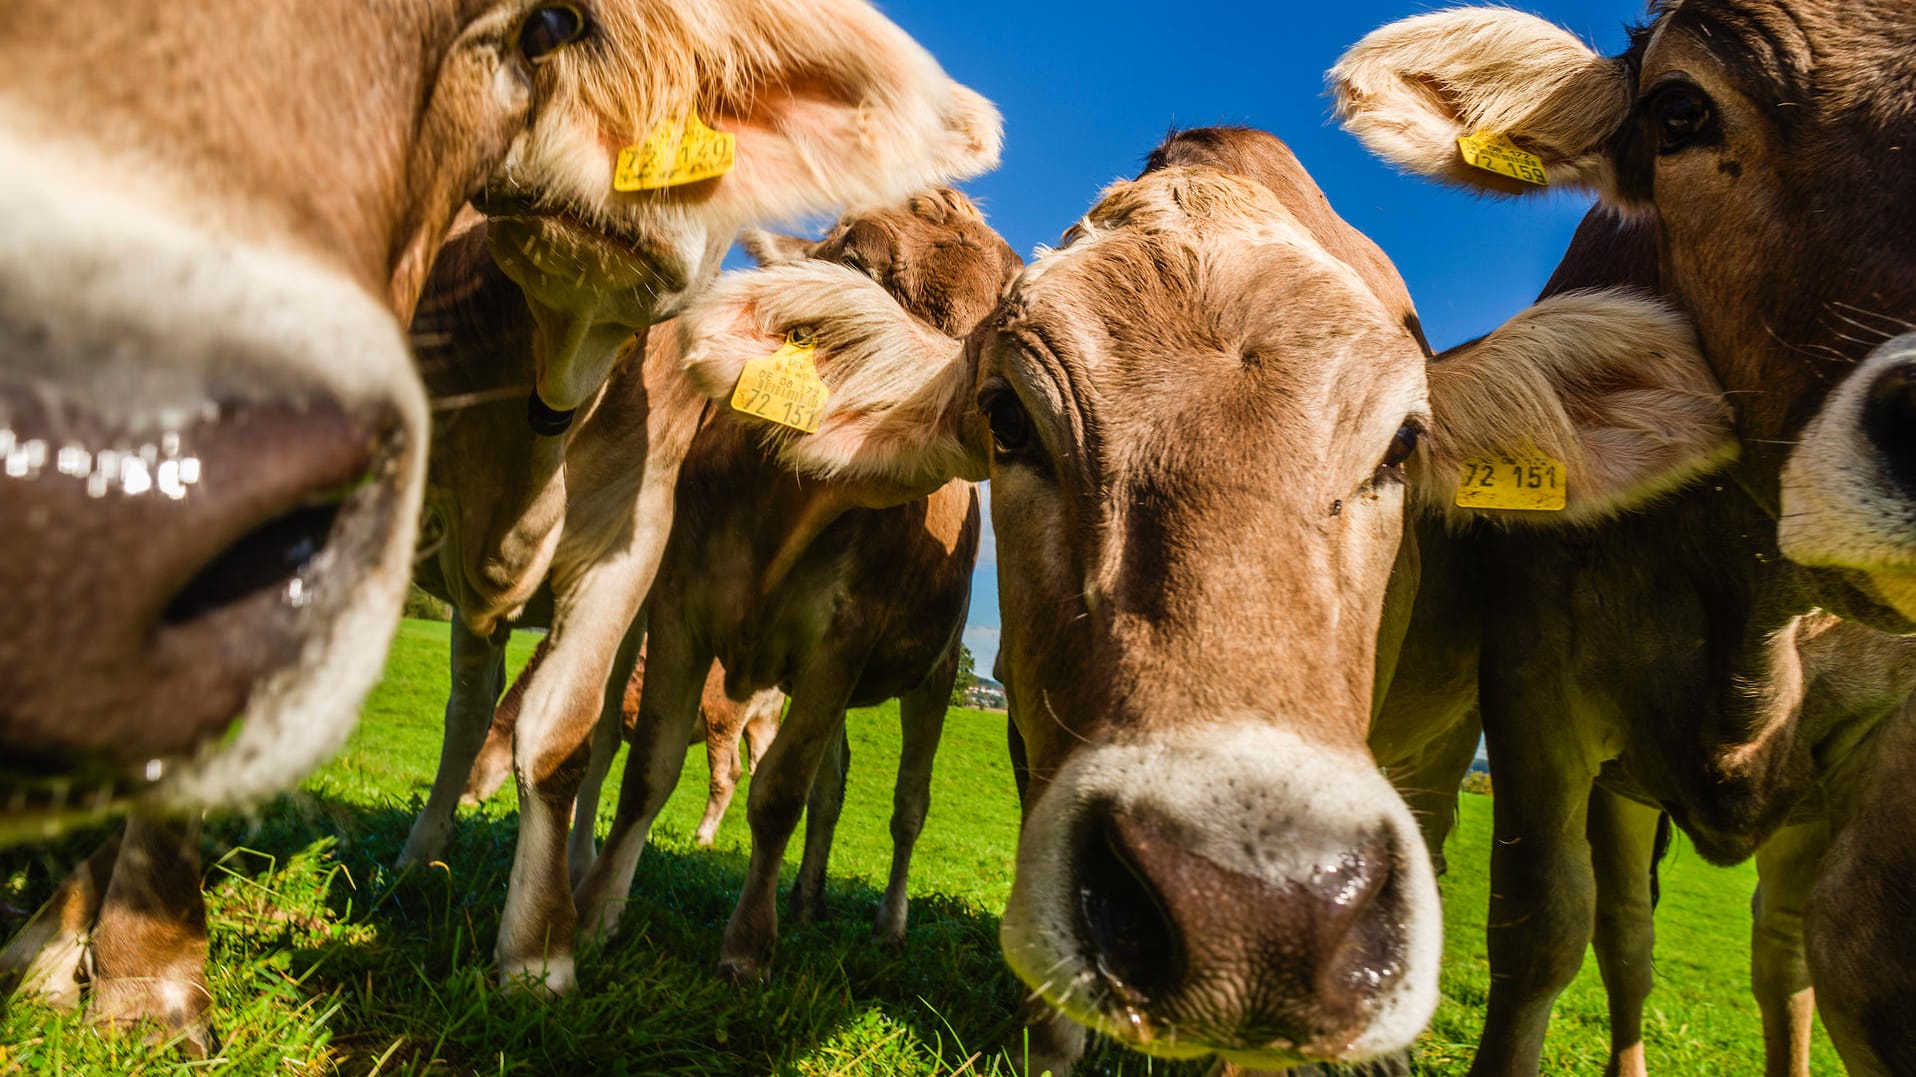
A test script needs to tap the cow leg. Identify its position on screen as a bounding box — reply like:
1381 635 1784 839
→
874 672 950 946
0 827 123 1009
696 691 749 848
742 693 781 775
1809 705 1916 1077
571 626 711 947
398 617 511 868
566 624 643 892
1588 790 1663 1077
788 724 849 926
718 662 861 984
86 816 214 1058
1393 710 1481 878
1752 819 1825 1077
1471 685 1598 1077
464 637 554 809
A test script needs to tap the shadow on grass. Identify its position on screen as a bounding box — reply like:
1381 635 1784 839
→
6 794 1198 1076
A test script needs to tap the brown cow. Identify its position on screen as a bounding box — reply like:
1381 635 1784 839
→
460 637 783 848
567 189 1020 981
1333 4 1916 1073
669 130 1737 1072
0 0 1000 1045
405 187 1012 996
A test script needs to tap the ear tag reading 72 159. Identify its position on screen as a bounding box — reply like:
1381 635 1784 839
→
731 333 829 434
1455 448 1567 512
1458 130 1549 186
614 110 736 191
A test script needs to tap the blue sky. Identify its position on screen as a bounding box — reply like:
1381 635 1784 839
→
874 1 1649 676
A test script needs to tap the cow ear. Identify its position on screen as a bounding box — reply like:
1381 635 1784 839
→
1330 8 1630 196
1416 288 1738 525
739 228 815 267
678 261 987 498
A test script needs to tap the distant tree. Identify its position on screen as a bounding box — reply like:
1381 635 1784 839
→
402 585 453 622
949 645 978 706
1461 770 1493 797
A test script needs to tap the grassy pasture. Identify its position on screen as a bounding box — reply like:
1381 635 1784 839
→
0 619 1841 1074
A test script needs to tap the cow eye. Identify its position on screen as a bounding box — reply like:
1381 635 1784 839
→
980 387 1032 457
1377 421 1421 477
520 4 588 63
1650 84 1716 152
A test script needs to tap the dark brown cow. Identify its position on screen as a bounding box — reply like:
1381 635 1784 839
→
1334 3 1916 1072
460 637 783 848
672 129 1738 1073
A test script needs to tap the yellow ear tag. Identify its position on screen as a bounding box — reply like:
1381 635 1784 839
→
1458 130 1549 186
613 110 736 191
1455 448 1568 512
731 333 829 434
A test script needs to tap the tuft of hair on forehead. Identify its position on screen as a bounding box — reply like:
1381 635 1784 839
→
1420 287 1739 526
678 260 981 489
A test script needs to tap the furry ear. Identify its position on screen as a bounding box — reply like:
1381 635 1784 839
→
1418 288 1737 525
679 260 986 498
1330 8 1630 196
739 228 816 267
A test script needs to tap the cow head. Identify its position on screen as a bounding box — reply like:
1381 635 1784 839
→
476 0 1003 421
0 0 607 839
679 129 1735 1070
1331 0 1916 625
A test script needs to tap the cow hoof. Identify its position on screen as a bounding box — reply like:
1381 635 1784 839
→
717 954 769 986
496 955 575 998
87 979 217 1058
693 829 719 848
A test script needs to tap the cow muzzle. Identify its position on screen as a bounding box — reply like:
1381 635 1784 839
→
999 723 1440 1069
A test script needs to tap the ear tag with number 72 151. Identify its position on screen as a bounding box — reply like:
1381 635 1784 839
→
731 332 829 434
1455 448 1567 512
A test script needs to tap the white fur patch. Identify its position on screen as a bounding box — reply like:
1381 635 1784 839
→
999 722 1442 1065
1781 334 1916 613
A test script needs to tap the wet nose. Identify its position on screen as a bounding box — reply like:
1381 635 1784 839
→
0 391 397 782
1074 803 1407 1054
1863 359 1916 496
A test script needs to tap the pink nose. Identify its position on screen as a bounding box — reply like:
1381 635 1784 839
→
0 390 396 785
1073 802 1409 1055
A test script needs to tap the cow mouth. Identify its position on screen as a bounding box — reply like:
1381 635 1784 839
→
473 193 685 295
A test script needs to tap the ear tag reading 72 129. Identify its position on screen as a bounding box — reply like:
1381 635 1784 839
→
1455 448 1567 512
1458 130 1549 186
614 110 736 191
731 333 829 434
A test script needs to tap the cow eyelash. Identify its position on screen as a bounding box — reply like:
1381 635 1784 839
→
1367 419 1424 490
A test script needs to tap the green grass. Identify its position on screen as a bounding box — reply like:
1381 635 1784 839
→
0 619 1840 1075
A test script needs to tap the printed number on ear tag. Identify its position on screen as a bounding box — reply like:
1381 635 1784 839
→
1455 449 1567 512
614 110 736 191
1458 131 1549 186
731 333 829 434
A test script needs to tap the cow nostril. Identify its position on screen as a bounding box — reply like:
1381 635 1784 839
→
1863 361 1916 497
1075 805 1181 996
160 500 344 625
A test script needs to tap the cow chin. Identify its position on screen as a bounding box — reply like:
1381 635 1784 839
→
0 131 427 841
999 723 1441 1068
1781 333 1916 628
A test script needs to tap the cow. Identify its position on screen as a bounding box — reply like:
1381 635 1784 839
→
460 637 784 848
1331 3 1916 1072
394 23 1002 996
564 186 1020 983
0 0 1001 1045
666 128 1739 1073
